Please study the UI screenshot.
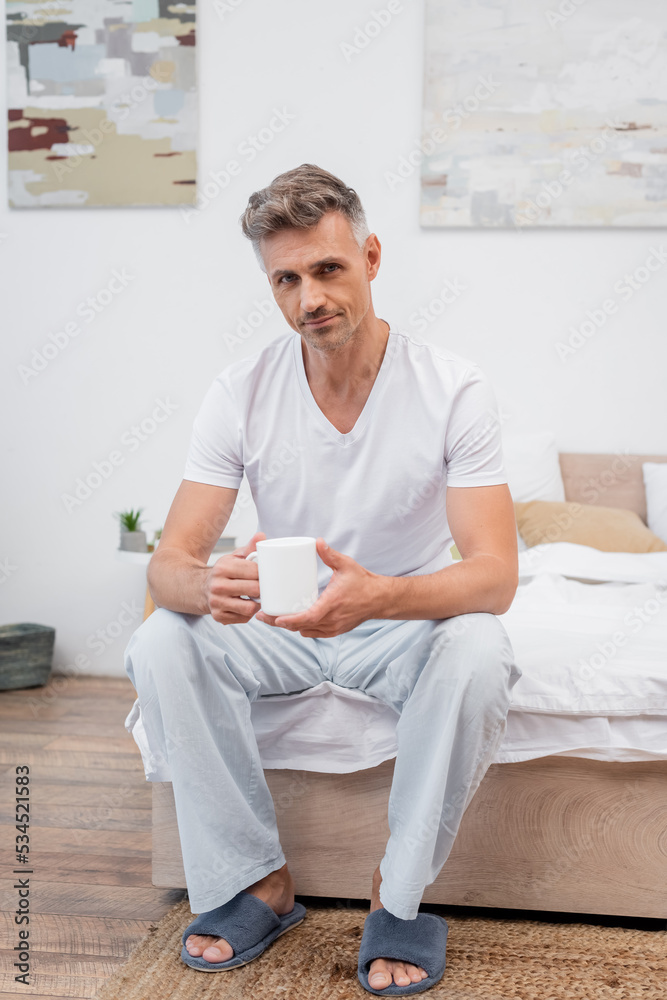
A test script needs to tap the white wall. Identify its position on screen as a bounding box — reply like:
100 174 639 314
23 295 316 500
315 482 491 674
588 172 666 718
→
1 0 666 678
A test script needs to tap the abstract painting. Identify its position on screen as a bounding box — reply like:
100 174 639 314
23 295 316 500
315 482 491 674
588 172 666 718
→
7 0 197 207
420 0 667 227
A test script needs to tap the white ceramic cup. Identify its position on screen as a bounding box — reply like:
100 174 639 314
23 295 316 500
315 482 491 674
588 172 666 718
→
243 536 319 616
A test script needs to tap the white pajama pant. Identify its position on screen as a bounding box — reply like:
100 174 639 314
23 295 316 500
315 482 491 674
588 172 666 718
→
124 608 520 920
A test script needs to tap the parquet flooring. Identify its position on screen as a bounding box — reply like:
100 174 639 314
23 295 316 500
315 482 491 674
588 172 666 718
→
0 675 185 998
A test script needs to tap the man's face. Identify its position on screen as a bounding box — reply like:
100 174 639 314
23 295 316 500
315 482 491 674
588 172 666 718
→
260 211 380 353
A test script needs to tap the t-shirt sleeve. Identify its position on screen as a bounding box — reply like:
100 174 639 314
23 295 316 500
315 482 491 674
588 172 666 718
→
182 374 244 489
444 365 507 487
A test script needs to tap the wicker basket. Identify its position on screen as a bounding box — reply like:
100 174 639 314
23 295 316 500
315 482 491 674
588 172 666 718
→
0 623 56 690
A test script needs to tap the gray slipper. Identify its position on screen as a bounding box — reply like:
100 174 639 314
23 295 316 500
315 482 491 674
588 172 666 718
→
357 908 448 995
181 890 306 972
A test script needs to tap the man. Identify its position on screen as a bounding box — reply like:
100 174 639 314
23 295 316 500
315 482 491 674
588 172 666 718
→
124 163 521 996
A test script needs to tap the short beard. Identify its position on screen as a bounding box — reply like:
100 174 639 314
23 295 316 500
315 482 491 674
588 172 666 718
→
299 314 357 354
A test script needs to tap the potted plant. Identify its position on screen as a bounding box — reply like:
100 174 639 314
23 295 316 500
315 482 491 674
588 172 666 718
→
148 527 162 554
115 508 148 552
213 533 237 553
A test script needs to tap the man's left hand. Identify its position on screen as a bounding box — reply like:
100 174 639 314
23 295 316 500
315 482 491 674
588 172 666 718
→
255 538 383 637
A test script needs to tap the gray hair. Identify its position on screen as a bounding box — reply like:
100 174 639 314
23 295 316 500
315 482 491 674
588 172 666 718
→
239 164 370 271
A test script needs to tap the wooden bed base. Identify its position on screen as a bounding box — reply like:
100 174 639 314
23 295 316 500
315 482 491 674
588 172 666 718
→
153 755 667 918
151 452 667 917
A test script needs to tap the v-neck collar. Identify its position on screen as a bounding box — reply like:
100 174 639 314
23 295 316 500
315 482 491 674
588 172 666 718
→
292 326 396 446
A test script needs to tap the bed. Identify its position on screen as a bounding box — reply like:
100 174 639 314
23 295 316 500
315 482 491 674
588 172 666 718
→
130 451 667 919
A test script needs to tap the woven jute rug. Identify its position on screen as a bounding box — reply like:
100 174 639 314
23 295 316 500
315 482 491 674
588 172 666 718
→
94 898 667 1000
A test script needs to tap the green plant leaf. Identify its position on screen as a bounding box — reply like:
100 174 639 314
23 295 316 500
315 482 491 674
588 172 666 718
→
114 507 144 532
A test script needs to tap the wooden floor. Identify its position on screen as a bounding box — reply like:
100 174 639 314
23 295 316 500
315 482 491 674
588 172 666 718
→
0 675 185 1000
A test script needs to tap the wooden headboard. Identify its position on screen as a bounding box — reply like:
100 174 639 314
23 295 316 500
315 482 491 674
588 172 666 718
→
559 453 667 524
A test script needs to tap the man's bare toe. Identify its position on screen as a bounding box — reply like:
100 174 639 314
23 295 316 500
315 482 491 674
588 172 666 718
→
368 957 428 989
185 934 233 963
404 961 428 983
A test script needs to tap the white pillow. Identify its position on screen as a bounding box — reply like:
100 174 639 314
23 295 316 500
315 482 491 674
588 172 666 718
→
642 462 667 545
502 431 566 503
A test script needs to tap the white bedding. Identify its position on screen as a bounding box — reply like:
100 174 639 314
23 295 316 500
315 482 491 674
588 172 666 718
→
126 543 667 778
517 541 667 585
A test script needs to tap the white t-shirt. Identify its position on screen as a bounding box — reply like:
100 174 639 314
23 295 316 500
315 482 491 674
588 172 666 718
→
183 326 508 593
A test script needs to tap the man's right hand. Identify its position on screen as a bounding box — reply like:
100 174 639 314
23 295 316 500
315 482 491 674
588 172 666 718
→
203 532 266 624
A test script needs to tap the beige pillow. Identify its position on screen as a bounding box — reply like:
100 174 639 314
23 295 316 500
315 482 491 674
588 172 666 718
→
514 501 667 553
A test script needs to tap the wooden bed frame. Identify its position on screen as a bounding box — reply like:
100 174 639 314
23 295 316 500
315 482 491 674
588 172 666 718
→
151 452 667 918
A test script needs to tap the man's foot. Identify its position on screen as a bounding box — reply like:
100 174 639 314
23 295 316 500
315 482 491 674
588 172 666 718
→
184 863 295 964
366 866 429 991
